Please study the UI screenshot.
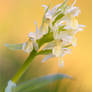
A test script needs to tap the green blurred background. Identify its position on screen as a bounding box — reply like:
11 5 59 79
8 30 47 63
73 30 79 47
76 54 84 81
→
0 0 92 92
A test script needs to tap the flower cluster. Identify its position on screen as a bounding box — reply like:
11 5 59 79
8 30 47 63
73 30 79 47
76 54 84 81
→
6 0 85 67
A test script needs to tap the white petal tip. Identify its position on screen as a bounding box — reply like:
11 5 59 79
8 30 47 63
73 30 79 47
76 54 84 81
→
28 32 35 39
42 5 48 8
58 60 64 68
42 5 48 11
80 25 86 28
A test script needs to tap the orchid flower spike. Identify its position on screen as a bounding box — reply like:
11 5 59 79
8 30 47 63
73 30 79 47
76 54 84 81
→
5 0 85 67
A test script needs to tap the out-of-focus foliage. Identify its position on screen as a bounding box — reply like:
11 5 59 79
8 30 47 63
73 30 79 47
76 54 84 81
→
14 74 72 92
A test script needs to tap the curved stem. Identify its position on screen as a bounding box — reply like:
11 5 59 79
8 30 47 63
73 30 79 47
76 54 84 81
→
12 50 37 83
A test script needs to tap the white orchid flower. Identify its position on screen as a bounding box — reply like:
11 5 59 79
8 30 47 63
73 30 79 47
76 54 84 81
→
64 18 85 31
52 41 71 57
5 80 16 92
22 39 33 53
43 0 69 24
64 6 80 18
6 21 40 53
41 40 71 67
52 41 71 66
53 11 85 46
28 21 43 51
53 27 77 47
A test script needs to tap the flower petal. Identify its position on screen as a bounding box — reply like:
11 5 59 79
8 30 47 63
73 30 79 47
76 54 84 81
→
35 21 39 34
43 41 56 50
72 0 77 7
42 5 48 11
22 40 33 53
5 43 23 50
42 54 54 63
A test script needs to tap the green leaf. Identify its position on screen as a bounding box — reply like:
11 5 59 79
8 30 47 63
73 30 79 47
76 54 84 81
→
15 74 72 92
5 43 23 50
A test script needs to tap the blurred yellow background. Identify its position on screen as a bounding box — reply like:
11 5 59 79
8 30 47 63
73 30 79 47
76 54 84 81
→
0 0 92 92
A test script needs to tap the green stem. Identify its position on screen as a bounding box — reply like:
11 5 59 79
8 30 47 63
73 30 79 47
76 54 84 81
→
12 50 37 83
